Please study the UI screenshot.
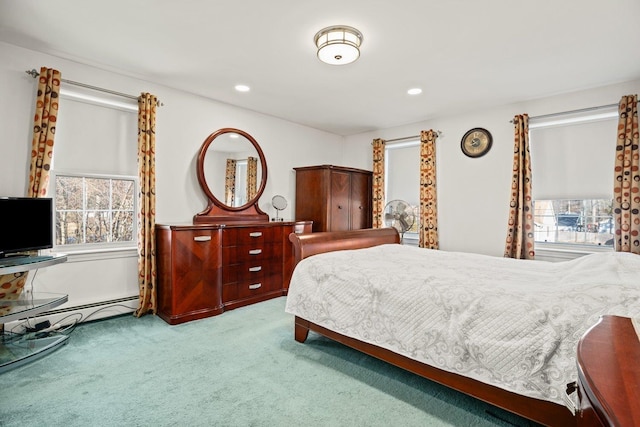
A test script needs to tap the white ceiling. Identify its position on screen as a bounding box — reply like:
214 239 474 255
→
1 0 639 136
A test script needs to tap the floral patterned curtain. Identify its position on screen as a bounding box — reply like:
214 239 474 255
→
504 114 535 259
372 138 385 228
225 159 237 206
28 67 61 197
135 93 158 317
0 274 30 316
1 67 61 315
247 156 258 201
419 130 439 249
613 94 639 254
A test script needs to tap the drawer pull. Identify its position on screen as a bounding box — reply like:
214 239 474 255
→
193 236 211 242
249 232 263 237
248 266 262 272
249 283 262 290
249 249 262 255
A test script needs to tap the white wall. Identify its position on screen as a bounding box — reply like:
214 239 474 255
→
0 42 344 325
2 39 639 322
342 79 640 257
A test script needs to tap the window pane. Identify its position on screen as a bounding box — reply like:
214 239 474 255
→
112 211 134 242
112 179 135 210
534 199 614 246
55 175 83 210
86 211 110 243
56 211 83 245
86 178 111 210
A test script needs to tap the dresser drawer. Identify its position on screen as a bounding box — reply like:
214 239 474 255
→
222 227 281 246
222 272 283 302
223 262 265 285
223 242 282 264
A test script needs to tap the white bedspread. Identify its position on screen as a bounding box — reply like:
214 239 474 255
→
285 245 640 406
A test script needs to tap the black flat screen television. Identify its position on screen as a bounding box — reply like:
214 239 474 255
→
0 197 54 258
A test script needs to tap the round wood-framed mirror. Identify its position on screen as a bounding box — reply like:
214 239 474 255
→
194 128 268 223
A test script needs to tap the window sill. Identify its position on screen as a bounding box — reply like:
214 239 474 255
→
534 243 613 262
46 247 137 263
400 234 419 247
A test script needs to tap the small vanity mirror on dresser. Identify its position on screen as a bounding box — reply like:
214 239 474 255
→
195 128 268 223
156 127 312 325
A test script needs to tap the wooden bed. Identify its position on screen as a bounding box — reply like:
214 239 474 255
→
288 227 577 427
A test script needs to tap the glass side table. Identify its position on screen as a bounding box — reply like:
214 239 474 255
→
0 255 68 373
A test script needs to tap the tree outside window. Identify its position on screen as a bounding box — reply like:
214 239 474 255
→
54 174 136 247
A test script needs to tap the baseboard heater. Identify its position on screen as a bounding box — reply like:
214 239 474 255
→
38 295 139 317
3 295 140 336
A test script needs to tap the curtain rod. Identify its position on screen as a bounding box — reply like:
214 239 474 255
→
383 130 443 144
509 102 627 123
25 69 163 106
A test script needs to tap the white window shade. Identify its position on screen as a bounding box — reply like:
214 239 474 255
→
385 142 420 206
529 111 618 200
54 94 137 175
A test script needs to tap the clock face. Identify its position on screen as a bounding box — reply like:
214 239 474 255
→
461 128 492 158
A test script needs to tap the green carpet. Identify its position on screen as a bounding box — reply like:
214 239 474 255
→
0 297 540 427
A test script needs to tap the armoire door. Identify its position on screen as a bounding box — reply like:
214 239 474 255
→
350 171 371 229
329 170 351 231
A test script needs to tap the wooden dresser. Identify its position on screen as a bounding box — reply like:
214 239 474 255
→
156 221 311 325
576 315 640 426
294 165 372 232
160 127 314 325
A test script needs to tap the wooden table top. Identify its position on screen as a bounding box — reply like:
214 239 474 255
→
577 315 640 426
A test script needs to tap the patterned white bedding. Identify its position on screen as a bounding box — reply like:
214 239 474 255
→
285 244 640 407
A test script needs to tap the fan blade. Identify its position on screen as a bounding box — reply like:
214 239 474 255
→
402 212 414 227
399 216 410 230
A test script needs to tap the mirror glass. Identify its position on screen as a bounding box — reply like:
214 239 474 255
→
202 132 263 208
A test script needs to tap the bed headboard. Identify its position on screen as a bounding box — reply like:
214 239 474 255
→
288 227 400 266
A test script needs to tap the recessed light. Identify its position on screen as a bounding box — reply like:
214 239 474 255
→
235 84 250 92
407 88 422 95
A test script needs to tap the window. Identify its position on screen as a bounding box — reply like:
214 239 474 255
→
533 199 614 247
385 140 420 243
53 173 137 249
529 107 618 250
52 87 138 253
234 159 248 207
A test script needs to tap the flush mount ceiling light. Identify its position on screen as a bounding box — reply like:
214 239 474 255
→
314 25 363 65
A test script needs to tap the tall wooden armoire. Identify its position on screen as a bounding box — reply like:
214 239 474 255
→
294 165 373 232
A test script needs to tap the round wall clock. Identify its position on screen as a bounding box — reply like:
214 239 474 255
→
461 128 492 158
